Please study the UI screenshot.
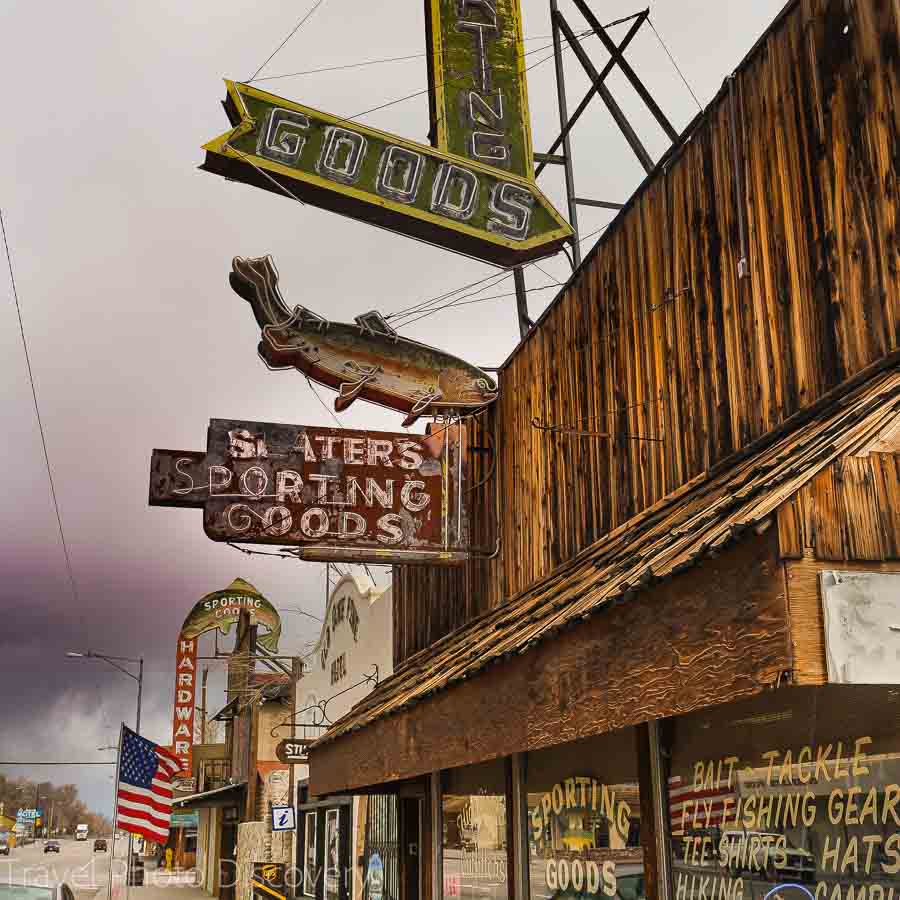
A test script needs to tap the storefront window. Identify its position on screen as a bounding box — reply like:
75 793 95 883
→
668 686 900 900
357 795 399 900
442 759 510 900
304 810 318 897
527 729 645 900
325 809 340 900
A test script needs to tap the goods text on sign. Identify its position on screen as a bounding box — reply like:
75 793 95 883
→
427 0 533 178
202 83 570 268
149 419 467 565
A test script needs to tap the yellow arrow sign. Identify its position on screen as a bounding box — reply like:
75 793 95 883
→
202 81 572 267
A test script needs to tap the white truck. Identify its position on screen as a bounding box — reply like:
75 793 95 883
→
75 824 89 841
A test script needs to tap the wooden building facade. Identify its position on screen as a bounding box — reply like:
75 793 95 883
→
310 4 900 900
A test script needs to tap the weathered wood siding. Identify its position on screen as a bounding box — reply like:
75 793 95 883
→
394 0 899 663
778 451 900 559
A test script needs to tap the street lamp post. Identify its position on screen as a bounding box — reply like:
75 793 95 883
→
67 650 144 883
66 651 143 731
34 792 46 840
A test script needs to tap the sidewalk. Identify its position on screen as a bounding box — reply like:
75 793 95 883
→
93 869 205 900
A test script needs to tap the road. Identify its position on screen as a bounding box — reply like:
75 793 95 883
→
0 837 127 899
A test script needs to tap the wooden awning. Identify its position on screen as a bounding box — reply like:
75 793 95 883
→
308 364 899 795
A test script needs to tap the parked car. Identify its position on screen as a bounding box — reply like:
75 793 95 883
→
43 840 61 854
93 839 107 852
0 882 76 900
0 833 10 856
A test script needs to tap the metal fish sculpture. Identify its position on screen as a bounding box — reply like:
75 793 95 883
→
229 255 498 427
180 577 282 652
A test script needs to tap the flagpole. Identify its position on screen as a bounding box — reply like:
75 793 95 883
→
108 723 125 900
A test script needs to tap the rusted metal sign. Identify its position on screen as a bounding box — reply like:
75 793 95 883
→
149 419 467 565
201 82 571 268
231 255 497 426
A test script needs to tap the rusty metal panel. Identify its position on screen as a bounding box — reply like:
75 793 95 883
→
150 420 468 566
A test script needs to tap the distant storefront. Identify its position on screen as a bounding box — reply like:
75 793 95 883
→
293 574 394 900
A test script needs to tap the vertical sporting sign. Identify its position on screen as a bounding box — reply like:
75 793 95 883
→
426 0 534 179
170 579 281 776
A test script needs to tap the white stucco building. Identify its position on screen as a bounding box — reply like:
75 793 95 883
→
293 574 396 900
294 573 392 761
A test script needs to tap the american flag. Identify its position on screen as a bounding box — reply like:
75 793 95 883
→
668 775 736 836
115 726 181 844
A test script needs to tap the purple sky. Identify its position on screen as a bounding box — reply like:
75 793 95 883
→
0 0 785 815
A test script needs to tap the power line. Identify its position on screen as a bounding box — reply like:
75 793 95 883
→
385 269 511 322
252 15 641 84
390 270 512 327
252 53 425 83
396 282 563 329
648 17 703 112
306 374 344 427
332 23 612 130
392 222 614 330
0 762 116 766
248 0 330 83
1 209 80 610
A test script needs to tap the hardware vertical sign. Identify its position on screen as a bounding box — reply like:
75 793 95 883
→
172 637 198 775
427 0 534 178
170 579 281 776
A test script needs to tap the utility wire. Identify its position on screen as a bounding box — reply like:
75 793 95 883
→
1 209 80 609
253 15 640 84
0 762 116 766
305 374 344 427
248 0 330 83
252 53 424 83
392 223 614 330
389 270 512 326
385 269 511 322
396 282 563 329
648 17 703 112
333 23 614 130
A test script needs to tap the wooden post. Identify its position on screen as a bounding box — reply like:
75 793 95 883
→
513 268 530 339
636 722 673 900
429 774 441 900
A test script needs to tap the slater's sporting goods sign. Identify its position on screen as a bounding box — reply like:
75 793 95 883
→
149 419 467 565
